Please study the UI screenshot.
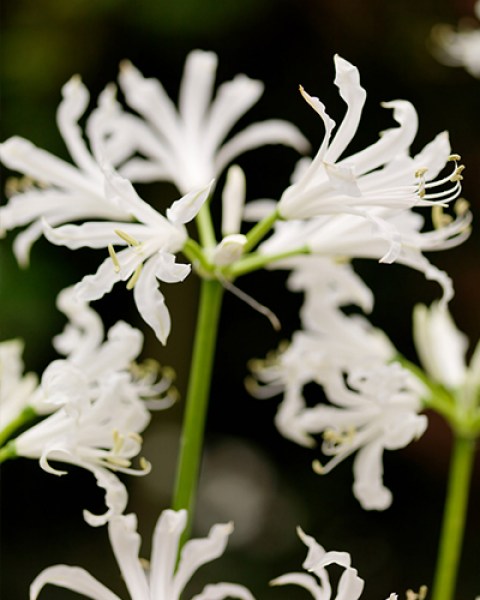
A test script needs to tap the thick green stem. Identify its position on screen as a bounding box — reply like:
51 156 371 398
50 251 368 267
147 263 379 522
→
431 434 477 600
172 279 224 540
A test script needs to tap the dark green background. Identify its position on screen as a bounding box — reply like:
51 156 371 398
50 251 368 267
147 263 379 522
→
1 0 479 598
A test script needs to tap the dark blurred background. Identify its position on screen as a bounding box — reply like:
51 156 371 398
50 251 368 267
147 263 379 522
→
1 0 479 598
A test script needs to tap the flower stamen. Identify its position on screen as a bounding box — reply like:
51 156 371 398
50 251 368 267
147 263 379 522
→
108 244 121 273
126 263 143 290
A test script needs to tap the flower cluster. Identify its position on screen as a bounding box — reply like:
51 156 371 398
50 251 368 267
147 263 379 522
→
1 287 176 525
1 48 476 599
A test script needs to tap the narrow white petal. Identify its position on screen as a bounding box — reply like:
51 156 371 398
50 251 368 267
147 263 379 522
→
133 256 172 344
336 567 365 600
57 76 100 177
0 137 99 196
270 572 325 599
173 522 234 598
83 468 129 527
191 583 256 600
75 256 124 302
204 74 264 155
166 181 214 224
352 441 392 510
344 100 418 176
221 165 246 236
43 220 135 250
30 565 121 600
118 61 181 149
154 251 191 283
413 302 468 387
325 55 367 163
108 514 150 599
179 50 218 143
150 509 187 599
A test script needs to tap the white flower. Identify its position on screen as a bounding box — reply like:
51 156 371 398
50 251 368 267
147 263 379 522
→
248 260 394 447
117 50 309 194
277 55 463 221
10 287 175 525
303 362 428 510
0 77 132 265
0 339 39 430
246 55 469 300
271 527 397 599
43 169 212 344
431 1 480 78
413 301 480 413
30 509 255 600
248 262 427 509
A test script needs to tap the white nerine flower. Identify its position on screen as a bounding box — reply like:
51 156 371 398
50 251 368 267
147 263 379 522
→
249 259 427 509
277 55 463 221
0 77 132 265
117 49 309 194
43 169 212 344
11 287 175 526
271 527 397 600
30 509 255 600
246 55 469 300
304 362 428 510
413 301 480 413
431 1 480 78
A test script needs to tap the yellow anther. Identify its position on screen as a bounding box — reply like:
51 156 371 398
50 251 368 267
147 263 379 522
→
448 153 461 162
415 167 428 178
450 164 465 182
139 457 151 471
112 430 125 454
114 229 141 247
432 205 452 229
128 432 143 444
454 198 470 216
312 459 325 475
107 456 132 468
108 244 121 273
406 585 428 600
139 558 150 571
126 263 143 290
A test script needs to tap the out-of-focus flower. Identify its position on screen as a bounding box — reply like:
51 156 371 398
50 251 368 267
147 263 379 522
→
431 1 480 78
413 301 480 415
30 509 255 600
305 362 427 510
6 288 176 525
0 78 132 265
117 49 309 193
0 339 40 430
272 527 398 599
249 260 427 509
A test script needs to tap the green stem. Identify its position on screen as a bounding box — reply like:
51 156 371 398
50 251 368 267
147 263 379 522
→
0 406 37 447
195 202 217 250
172 279 224 540
431 434 477 600
243 209 280 252
224 246 310 278
0 440 17 464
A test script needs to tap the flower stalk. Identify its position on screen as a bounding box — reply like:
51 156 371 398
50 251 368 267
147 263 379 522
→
431 433 477 600
0 406 37 448
172 278 224 541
